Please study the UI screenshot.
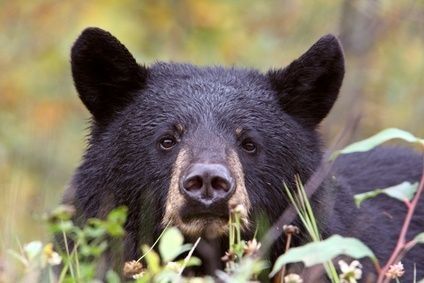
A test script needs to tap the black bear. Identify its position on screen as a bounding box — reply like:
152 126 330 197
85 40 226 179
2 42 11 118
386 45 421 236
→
64 27 423 281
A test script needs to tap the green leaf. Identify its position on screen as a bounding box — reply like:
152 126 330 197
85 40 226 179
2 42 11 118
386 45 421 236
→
83 224 106 238
331 128 424 159
177 256 202 267
159 227 188 262
106 270 121 283
269 235 376 277
414 232 424 244
49 220 74 234
354 182 418 207
107 206 128 224
142 245 161 274
104 222 125 237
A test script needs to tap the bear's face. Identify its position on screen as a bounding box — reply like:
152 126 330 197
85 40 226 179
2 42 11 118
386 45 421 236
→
70 28 344 239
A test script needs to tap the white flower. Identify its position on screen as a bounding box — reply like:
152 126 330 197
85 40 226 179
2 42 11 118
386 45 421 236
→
42 243 62 266
231 204 247 216
284 273 303 283
243 239 261 257
132 272 145 279
23 241 43 261
338 260 362 283
386 262 404 279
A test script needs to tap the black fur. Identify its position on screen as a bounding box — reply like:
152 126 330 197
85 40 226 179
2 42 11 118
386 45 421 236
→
66 27 423 281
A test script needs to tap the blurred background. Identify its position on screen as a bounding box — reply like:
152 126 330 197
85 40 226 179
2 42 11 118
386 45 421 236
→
0 0 423 279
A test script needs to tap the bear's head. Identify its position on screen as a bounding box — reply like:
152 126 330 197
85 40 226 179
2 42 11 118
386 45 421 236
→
69 28 344 241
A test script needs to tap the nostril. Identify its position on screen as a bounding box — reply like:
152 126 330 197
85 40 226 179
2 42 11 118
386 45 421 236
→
211 176 230 192
183 176 203 191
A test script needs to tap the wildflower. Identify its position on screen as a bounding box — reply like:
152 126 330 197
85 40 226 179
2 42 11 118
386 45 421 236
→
23 241 43 261
386 262 404 279
230 203 247 216
42 243 62 266
338 260 362 283
243 239 261 257
123 260 144 278
284 273 303 283
132 272 145 279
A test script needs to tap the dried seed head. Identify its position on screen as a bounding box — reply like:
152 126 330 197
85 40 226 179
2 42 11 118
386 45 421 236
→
283 225 300 235
123 260 144 278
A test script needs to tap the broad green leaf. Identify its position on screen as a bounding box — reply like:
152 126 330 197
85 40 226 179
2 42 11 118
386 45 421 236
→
107 206 128 224
331 128 424 159
414 232 424 244
159 227 188 262
142 245 161 274
269 235 375 277
354 182 418 207
104 222 125 237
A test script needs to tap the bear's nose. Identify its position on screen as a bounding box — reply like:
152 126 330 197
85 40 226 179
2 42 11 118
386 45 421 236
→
181 163 235 206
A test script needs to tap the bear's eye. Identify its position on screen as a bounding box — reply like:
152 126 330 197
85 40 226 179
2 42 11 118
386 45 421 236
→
159 136 177 150
241 139 256 153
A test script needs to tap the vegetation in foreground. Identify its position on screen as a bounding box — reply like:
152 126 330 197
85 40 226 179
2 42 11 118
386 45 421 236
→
7 128 424 283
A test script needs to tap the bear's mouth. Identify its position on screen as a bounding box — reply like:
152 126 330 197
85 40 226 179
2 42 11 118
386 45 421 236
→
181 211 229 223
179 201 230 222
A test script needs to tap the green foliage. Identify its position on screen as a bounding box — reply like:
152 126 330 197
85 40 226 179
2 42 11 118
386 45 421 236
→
214 205 267 282
7 206 128 282
281 177 339 282
354 181 418 207
414 233 424 244
270 235 376 277
7 125 424 282
130 228 202 282
331 128 424 160
159 227 192 263
335 128 423 208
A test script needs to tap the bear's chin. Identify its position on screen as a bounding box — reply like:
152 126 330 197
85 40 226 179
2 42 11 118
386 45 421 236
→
177 217 229 239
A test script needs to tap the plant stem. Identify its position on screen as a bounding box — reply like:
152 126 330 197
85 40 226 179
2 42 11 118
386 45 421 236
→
377 156 424 283
279 232 293 280
61 223 75 279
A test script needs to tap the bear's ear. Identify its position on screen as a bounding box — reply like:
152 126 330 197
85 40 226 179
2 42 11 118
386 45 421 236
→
71 27 148 122
267 34 344 128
